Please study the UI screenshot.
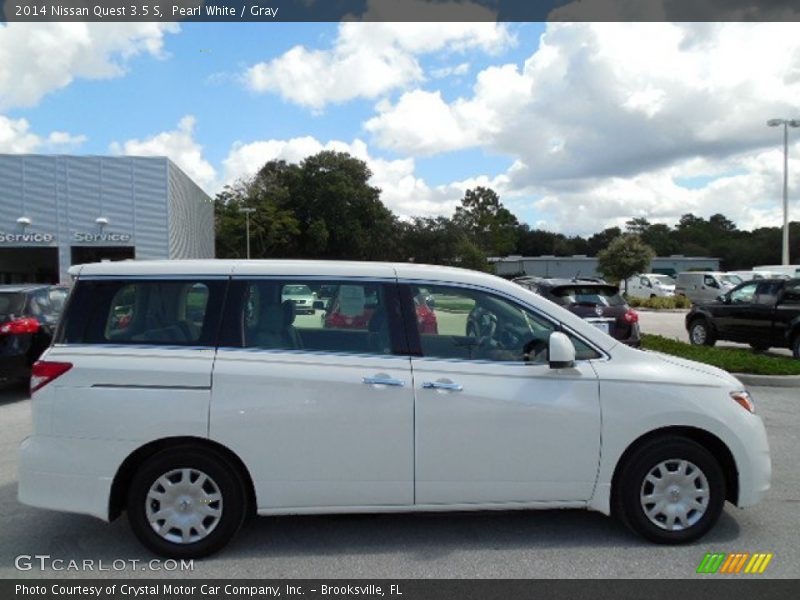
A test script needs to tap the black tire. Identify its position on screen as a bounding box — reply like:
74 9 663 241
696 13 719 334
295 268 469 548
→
613 436 726 544
127 446 247 558
792 333 800 360
688 319 716 346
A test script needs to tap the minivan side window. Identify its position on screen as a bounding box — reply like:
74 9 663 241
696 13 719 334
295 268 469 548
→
59 279 226 346
405 284 600 363
219 279 402 356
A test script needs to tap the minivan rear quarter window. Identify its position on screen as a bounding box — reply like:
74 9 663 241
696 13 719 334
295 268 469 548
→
60 279 226 346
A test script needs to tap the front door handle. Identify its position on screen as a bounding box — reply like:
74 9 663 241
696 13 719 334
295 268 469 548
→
422 381 464 392
363 376 405 387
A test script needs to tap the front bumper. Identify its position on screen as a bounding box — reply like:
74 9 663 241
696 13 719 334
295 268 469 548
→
734 416 772 507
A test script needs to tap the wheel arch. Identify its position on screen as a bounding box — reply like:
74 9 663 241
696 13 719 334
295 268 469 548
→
108 436 256 521
610 426 739 508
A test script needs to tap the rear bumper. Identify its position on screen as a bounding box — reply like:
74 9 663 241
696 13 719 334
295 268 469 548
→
17 435 137 522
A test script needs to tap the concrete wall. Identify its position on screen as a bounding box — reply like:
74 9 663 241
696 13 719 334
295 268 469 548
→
167 160 214 259
0 155 213 281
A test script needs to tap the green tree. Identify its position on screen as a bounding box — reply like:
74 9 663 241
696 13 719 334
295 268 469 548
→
214 165 300 259
292 151 399 260
452 186 519 256
399 216 489 270
596 234 656 290
625 217 651 235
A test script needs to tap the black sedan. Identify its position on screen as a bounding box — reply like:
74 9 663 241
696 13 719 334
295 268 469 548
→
513 278 640 347
685 278 800 358
0 285 68 382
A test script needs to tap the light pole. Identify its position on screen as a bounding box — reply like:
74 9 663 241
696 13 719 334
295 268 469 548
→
239 207 256 259
767 118 800 265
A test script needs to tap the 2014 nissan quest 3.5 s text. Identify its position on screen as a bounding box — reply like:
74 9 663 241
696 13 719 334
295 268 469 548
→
18 260 771 558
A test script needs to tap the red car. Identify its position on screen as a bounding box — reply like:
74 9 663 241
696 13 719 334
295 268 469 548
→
323 288 438 334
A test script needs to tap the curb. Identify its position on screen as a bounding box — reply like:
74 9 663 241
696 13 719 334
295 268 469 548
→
734 373 800 388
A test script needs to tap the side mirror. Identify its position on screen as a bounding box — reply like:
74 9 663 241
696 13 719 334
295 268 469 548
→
716 294 727 303
548 332 576 369
313 300 326 311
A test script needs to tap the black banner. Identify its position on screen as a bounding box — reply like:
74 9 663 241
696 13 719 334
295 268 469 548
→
3 580 799 600
3 0 800 23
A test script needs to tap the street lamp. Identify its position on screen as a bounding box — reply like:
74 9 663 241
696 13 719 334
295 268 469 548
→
767 118 800 265
239 207 256 259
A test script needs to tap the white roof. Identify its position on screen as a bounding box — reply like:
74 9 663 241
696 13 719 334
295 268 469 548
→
72 259 496 286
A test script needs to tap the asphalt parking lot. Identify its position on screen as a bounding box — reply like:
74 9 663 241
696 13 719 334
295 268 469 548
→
0 379 797 580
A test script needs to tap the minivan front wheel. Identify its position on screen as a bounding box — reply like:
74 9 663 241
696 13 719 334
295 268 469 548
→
127 447 246 558
614 436 725 544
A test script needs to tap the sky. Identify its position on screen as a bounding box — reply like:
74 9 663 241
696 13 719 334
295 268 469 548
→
1 20 800 236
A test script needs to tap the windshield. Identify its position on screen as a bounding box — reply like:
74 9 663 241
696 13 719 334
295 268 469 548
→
721 274 743 285
283 285 312 296
550 285 626 307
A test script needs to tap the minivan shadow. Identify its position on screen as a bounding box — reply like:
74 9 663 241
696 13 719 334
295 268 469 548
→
0 475 742 568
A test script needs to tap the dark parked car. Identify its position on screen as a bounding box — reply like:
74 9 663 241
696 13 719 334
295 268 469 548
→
515 278 640 347
686 278 800 358
0 285 68 382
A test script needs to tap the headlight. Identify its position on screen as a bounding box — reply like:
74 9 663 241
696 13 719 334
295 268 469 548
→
730 390 755 414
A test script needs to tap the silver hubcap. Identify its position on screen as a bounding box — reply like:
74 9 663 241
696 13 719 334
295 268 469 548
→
146 468 223 544
691 324 706 344
640 459 710 531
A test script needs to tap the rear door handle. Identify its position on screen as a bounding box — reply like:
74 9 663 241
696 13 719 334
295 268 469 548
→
422 381 464 392
362 376 405 387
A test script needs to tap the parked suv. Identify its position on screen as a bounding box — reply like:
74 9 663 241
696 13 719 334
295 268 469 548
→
0 284 68 382
18 260 770 557
523 279 640 346
686 278 800 357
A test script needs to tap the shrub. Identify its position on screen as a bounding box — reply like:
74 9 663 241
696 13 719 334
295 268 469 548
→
625 295 691 310
641 334 800 375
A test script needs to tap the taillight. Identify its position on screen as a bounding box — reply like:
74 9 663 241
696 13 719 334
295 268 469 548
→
0 317 40 335
623 309 639 324
30 361 72 394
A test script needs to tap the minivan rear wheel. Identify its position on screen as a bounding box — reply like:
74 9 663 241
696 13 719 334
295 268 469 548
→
614 436 725 544
127 447 246 558
688 319 716 346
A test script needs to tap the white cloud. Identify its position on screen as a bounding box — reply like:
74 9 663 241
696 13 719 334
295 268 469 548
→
109 116 217 191
364 23 800 233
0 115 86 152
0 21 179 109
244 20 513 110
431 62 470 79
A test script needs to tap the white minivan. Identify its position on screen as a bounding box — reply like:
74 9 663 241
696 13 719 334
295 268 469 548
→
18 260 770 557
623 273 676 298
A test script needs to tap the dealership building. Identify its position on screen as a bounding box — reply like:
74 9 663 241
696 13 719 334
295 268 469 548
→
0 155 214 284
